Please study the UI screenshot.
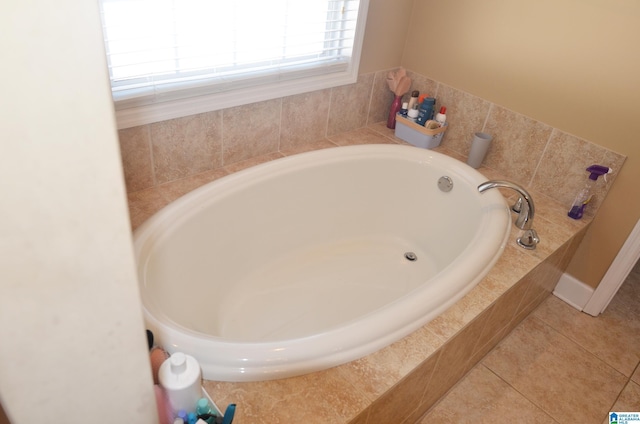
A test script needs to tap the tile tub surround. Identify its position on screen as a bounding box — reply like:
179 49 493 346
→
126 125 600 423
119 69 626 222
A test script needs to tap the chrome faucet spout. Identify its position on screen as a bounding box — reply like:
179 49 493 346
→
477 180 535 230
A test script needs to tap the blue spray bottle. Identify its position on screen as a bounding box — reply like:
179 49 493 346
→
567 165 612 219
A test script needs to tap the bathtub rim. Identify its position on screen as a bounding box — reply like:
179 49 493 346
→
134 144 511 381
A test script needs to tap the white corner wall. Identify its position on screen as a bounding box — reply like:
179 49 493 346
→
0 0 157 422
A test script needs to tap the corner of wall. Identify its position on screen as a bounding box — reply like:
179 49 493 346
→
553 273 595 312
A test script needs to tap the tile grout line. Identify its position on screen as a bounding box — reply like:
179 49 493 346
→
476 316 564 424
479 362 561 423
533 295 640 380
483 315 628 423
534 313 636 380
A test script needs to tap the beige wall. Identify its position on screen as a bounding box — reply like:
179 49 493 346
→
0 0 156 422
401 0 640 288
359 0 415 73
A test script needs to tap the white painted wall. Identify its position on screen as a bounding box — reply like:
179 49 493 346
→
0 0 157 422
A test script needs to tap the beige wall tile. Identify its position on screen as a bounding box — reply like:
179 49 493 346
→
337 326 443 401
427 285 496 340
510 244 568 325
367 121 405 143
366 351 440 423
368 69 397 125
222 152 284 174
118 69 624 222
222 99 280 165
203 366 370 424
155 168 229 204
475 280 531 354
118 125 154 193
531 130 619 212
280 89 331 150
530 191 587 234
126 187 169 231
423 323 482 410
328 127 398 146
280 139 339 157
479 244 540 295
523 214 573 261
406 71 438 102
150 111 222 184
327 73 374 136
435 84 492 156
482 105 553 187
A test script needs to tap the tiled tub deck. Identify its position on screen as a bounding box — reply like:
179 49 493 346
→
127 126 591 424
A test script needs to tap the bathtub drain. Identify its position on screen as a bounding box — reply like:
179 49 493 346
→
404 252 417 262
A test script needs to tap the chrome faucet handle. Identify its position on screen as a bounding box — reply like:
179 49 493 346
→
517 229 540 250
511 197 523 213
478 180 540 250
477 180 535 230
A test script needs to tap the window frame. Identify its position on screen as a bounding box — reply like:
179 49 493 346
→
101 0 370 130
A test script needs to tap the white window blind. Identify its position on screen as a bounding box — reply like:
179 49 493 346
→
99 0 368 127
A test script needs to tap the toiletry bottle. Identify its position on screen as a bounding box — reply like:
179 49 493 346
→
435 106 447 126
158 352 203 415
407 90 420 110
196 398 217 424
399 102 409 117
407 107 419 122
567 165 612 219
416 96 436 126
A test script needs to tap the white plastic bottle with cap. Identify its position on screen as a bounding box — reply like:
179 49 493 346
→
435 106 447 126
158 352 202 414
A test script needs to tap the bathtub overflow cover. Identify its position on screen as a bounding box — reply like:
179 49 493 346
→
438 176 454 192
404 252 417 262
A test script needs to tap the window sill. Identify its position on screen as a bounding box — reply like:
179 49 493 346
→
113 66 360 130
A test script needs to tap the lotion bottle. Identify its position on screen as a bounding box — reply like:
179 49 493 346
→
159 352 203 415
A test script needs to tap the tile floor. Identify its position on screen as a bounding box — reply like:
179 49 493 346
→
418 259 640 424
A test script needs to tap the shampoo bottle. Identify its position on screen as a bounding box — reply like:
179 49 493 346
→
567 165 611 219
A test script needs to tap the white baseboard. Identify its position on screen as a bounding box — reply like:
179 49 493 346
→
553 273 595 311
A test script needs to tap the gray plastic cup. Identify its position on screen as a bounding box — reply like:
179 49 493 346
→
467 132 493 168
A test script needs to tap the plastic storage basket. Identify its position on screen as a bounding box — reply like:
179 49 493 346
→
394 114 447 149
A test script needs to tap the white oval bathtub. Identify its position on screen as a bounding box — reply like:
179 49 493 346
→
134 144 511 382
